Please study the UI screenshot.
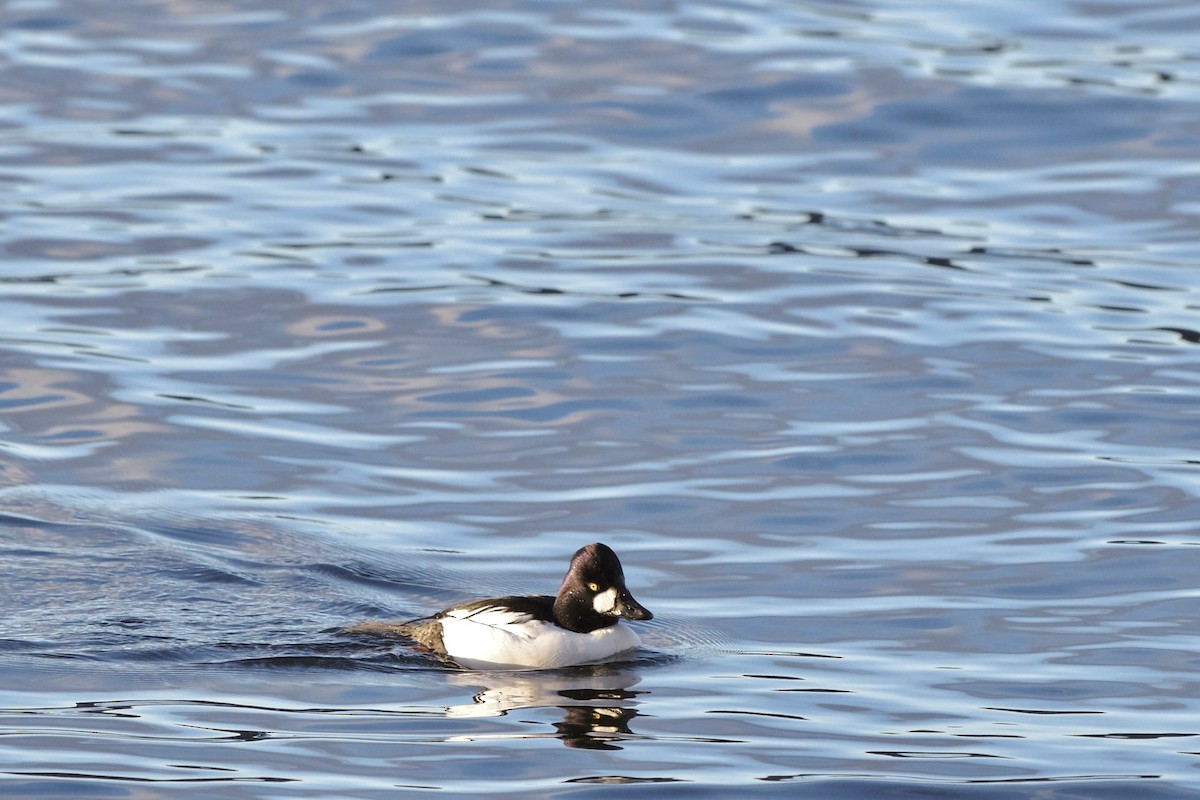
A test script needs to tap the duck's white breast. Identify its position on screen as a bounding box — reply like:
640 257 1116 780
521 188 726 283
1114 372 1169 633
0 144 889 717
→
437 606 641 669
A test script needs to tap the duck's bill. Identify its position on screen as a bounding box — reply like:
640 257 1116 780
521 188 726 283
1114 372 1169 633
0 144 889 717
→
616 591 653 621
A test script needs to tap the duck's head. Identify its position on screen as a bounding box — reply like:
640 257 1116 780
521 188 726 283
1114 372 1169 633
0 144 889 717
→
554 542 653 633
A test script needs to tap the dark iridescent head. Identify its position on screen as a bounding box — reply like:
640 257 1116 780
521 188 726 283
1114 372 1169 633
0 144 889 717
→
553 542 653 633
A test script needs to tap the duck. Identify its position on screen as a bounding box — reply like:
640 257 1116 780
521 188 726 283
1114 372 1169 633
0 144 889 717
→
349 543 653 670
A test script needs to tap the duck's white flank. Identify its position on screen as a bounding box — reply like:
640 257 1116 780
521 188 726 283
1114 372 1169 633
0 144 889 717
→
437 605 642 670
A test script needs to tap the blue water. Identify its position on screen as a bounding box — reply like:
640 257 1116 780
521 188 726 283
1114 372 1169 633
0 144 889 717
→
2 0 1200 796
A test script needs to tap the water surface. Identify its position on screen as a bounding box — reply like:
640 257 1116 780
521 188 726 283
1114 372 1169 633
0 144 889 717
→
2 0 1200 796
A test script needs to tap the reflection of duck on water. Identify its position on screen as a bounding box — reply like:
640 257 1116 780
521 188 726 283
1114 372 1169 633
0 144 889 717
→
442 667 644 750
555 704 639 750
348 543 653 670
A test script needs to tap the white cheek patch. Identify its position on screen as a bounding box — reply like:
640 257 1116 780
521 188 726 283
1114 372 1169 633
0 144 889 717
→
592 587 618 614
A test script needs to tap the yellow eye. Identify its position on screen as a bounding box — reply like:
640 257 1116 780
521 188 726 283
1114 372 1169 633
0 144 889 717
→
587 582 600 592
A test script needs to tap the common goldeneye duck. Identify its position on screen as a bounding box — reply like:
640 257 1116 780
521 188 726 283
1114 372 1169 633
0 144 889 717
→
354 543 652 670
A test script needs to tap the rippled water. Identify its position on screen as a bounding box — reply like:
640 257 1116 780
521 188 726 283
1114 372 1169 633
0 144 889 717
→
2 0 1200 796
